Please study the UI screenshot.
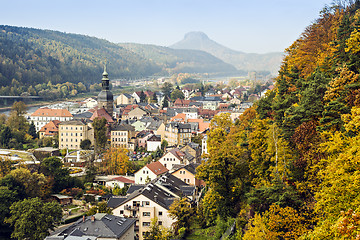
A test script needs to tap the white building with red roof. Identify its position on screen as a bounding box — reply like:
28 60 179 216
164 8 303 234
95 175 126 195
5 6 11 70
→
30 107 73 132
105 176 135 189
134 161 168 184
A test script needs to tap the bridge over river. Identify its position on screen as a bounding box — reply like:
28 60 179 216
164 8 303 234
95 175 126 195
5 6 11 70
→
0 95 43 106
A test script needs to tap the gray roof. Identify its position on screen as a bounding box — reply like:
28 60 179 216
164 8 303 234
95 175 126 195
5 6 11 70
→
126 184 146 195
73 111 94 120
167 122 192 130
110 183 177 210
112 124 135 132
47 214 135 239
107 196 128 208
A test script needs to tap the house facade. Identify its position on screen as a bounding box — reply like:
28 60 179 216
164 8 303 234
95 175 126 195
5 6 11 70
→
59 120 94 150
30 108 73 132
116 93 135 105
111 184 176 240
134 161 168 184
110 124 135 149
164 123 192 146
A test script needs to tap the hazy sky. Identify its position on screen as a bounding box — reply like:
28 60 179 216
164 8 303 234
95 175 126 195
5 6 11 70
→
2 0 330 53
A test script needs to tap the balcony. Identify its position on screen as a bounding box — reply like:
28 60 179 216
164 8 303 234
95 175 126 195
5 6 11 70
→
124 205 139 211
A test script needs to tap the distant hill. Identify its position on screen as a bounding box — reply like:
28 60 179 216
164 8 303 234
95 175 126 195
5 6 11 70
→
170 31 284 74
118 43 239 74
0 25 163 88
0 26 245 91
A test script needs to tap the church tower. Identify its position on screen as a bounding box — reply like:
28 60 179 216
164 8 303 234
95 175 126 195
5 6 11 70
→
97 65 114 116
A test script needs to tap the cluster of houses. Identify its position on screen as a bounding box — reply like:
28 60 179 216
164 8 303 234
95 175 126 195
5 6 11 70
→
37 70 272 240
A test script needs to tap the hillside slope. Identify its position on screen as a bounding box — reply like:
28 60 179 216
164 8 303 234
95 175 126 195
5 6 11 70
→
0 25 165 88
118 43 238 74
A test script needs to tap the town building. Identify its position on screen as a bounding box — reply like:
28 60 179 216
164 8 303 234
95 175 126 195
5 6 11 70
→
59 120 94 150
46 213 136 240
147 135 161 152
116 93 135 105
110 124 135 149
164 122 192 146
97 66 114 117
171 163 205 187
30 108 73 132
134 161 168 184
38 120 61 139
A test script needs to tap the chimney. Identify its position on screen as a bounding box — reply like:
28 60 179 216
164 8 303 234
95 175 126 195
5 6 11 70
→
154 196 158 203
83 215 85 223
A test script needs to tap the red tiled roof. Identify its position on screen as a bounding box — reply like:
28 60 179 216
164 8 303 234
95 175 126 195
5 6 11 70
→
111 176 135 184
146 161 168 175
187 119 210 132
171 113 186 122
39 120 61 136
31 108 73 117
90 108 114 123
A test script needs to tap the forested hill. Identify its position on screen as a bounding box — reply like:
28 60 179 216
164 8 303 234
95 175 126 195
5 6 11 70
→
196 1 360 239
0 25 162 88
0 25 240 95
118 43 238 74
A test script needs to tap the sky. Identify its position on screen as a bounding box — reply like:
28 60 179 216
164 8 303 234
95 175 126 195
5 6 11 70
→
1 0 331 53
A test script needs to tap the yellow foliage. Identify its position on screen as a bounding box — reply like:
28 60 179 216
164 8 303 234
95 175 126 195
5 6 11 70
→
101 147 129 175
243 204 308 240
323 66 359 103
345 29 360 54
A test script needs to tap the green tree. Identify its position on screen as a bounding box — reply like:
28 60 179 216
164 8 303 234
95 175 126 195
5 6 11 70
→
93 117 108 150
168 198 194 235
162 97 169 108
0 186 17 238
170 89 185 101
144 217 171 240
80 139 92 150
6 197 62 240
40 156 71 193
161 82 173 98
28 121 37 139
140 91 147 103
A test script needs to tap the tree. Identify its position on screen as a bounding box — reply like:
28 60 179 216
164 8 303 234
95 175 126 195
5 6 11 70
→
80 139 92 150
170 89 184 101
101 147 129 175
0 186 17 238
0 157 12 178
161 82 173 98
93 117 107 150
28 121 37 139
243 204 308 240
40 156 71 193
162 97 169 108
151 92 158 103
7 168 48 198
168 198 194 235
144 217 171 240
0 125 12 147
140 91 147 103
6 101 28 133
5 197 62 240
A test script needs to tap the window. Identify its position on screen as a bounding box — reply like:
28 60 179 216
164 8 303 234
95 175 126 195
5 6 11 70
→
120 210 124 215
158 221 162 225
142 222 150 227
158 211 163 216
143 212 151 217
143 201 150 206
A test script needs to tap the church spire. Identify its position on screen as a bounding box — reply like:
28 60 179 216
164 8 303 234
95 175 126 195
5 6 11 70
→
103 62 108 78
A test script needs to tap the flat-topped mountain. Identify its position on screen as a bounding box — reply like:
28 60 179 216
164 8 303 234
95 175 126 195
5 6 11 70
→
170 31 283 74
